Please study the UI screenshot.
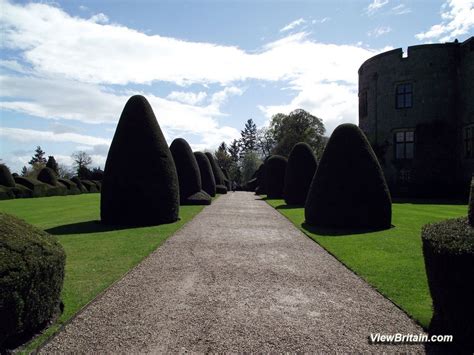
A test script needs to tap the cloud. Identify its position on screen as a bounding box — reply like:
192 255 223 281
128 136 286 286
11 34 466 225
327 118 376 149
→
391 4 411 15
89 13 109 24
280 18 306 32
367 26 392 37
366 0 389 15
167 91 207 105
415 0 474 42
312 17 330 24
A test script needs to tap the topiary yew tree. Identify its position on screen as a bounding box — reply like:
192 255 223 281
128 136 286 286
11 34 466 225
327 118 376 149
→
194 152 216 197
205 152 227 194
265 155 287 199
37 167 58 186
170 138 211 205
305 123 391 230
283 142 318 205
255 162 267 195
101 95 179 226
0 165 15 188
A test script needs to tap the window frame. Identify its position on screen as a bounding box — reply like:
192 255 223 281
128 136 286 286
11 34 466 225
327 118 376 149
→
394 130 415 160
395 83 413 109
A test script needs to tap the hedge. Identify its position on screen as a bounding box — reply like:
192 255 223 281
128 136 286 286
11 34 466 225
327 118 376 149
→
37 167 58 186
283 142 318 205
170 138 211 205
0 213 65 349
58 178 81 195
14 177 49 198
194 152 216 197
71 177 88 193
255 163 267 195
305 123 391 230
0 165 15 188
101 95 179 226
265 155 287 199
422 217 474 351
205 152 227 194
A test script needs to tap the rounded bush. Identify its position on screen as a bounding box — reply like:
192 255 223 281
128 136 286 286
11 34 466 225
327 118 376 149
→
194 152 216 197
305 123 392 230
469 178 474 226
0 165 15 188
101 95 179 226
170 138 211 205
71 177 88 193
205 152 227 194
422 217 474 351
283 142 318 205
37 167 58 186
13 177 48 198
58 178 81 195
265 155 287 199
0 213 65 349
81 180 98 193
255 163 267 195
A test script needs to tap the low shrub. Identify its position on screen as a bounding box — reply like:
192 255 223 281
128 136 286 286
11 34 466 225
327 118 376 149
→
37 167 58 186
14 177 49 198
265 155 287 199
422 217 474 351
71 177 88 193
0 213 65 349
284 142 318 205
81 180 99 193
0 165 15 188
194 152 216 197
58 178 81 195
0 186 15 200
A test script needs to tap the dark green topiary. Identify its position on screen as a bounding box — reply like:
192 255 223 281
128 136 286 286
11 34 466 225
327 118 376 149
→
37 167 58 186
170 138 211 205
71 177 88 193
0 186 15 200
14 177 49 198
422 217 474 351
205 152 227 194
469 177 474 226
305 123 391 230
222 168 232 190
101 95 179 226
0 213 65 349
81 180 98 193
283 142 318 205
255 163 267 195
265 155 287 199
194 152 216 197
92 180 101 191
58 178 81 195
0 165 15 188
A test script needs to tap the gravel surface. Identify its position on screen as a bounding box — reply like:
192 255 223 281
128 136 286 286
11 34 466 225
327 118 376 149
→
41 192 425 353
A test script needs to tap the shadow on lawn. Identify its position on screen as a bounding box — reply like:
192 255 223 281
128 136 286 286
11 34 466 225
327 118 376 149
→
392 197 466 205
301 222 395 237
45 220 137 235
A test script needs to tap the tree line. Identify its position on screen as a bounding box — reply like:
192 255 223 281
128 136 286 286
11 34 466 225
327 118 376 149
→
214 108 327 185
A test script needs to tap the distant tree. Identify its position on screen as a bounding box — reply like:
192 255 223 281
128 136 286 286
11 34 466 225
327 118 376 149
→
57 164 73 179
28 146 47 172
228 139 240 164
239 119 258 156
215 142 232 171
90 167 104 180
269 109 326 158
228 139 242 184
241 151 261 184
21 166 28 177
256 127 275 159
46 156 59 175
72 151 92 179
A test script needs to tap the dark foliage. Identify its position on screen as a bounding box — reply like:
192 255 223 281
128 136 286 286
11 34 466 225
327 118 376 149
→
0 186 15 200
469 178 474 226
92 180 102 191
46 156 59 175
283 142 318 205
28 146 47 166
170 138 211 205
14 177 49 198
81 180 99 193
71 177 88 193
244 177 258 192
194 152 216 197
0 165 15 188
422 217 474 352
0 213 65 349
58 178 81 195
305 123 392 229
255 163 267 195
221 168 232 190
37 167 59 186
101 95 179 225
205 152 227 194
265 155 287 198
90 168 104 181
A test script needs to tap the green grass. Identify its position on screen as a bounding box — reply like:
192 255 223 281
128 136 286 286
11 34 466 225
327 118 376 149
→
0 193 209 352
265 198 467 328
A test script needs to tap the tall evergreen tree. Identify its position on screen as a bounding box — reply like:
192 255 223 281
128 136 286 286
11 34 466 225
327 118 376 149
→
228 139 241 184
215 142 232 171
239 118 257 155
28 146 47 167
21 166 28 177
46 156 59 175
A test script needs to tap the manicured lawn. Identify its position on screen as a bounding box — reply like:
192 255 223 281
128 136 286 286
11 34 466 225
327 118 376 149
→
0 193 208 352
265 198 467 328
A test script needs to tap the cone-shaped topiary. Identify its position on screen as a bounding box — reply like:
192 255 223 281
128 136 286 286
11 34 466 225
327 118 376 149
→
265 155 287 199
0 213 65 348
170 138 211 205
194 152 216 197
101 95 179 226
37 167 58 186
0 165 15 188
284 142 318 205
469 177 474 226
255 163 267 195
305 123 391 230
205 152 227 194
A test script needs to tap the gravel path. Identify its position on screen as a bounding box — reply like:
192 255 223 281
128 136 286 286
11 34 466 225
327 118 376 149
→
41 192 425 353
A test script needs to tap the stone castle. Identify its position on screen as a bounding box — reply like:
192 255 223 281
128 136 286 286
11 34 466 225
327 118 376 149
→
358 37 474 197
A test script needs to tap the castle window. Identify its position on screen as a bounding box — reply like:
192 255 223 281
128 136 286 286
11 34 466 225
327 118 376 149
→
359 91 368 118
464 126 474 158
396 83 413 109
395 130 414 159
